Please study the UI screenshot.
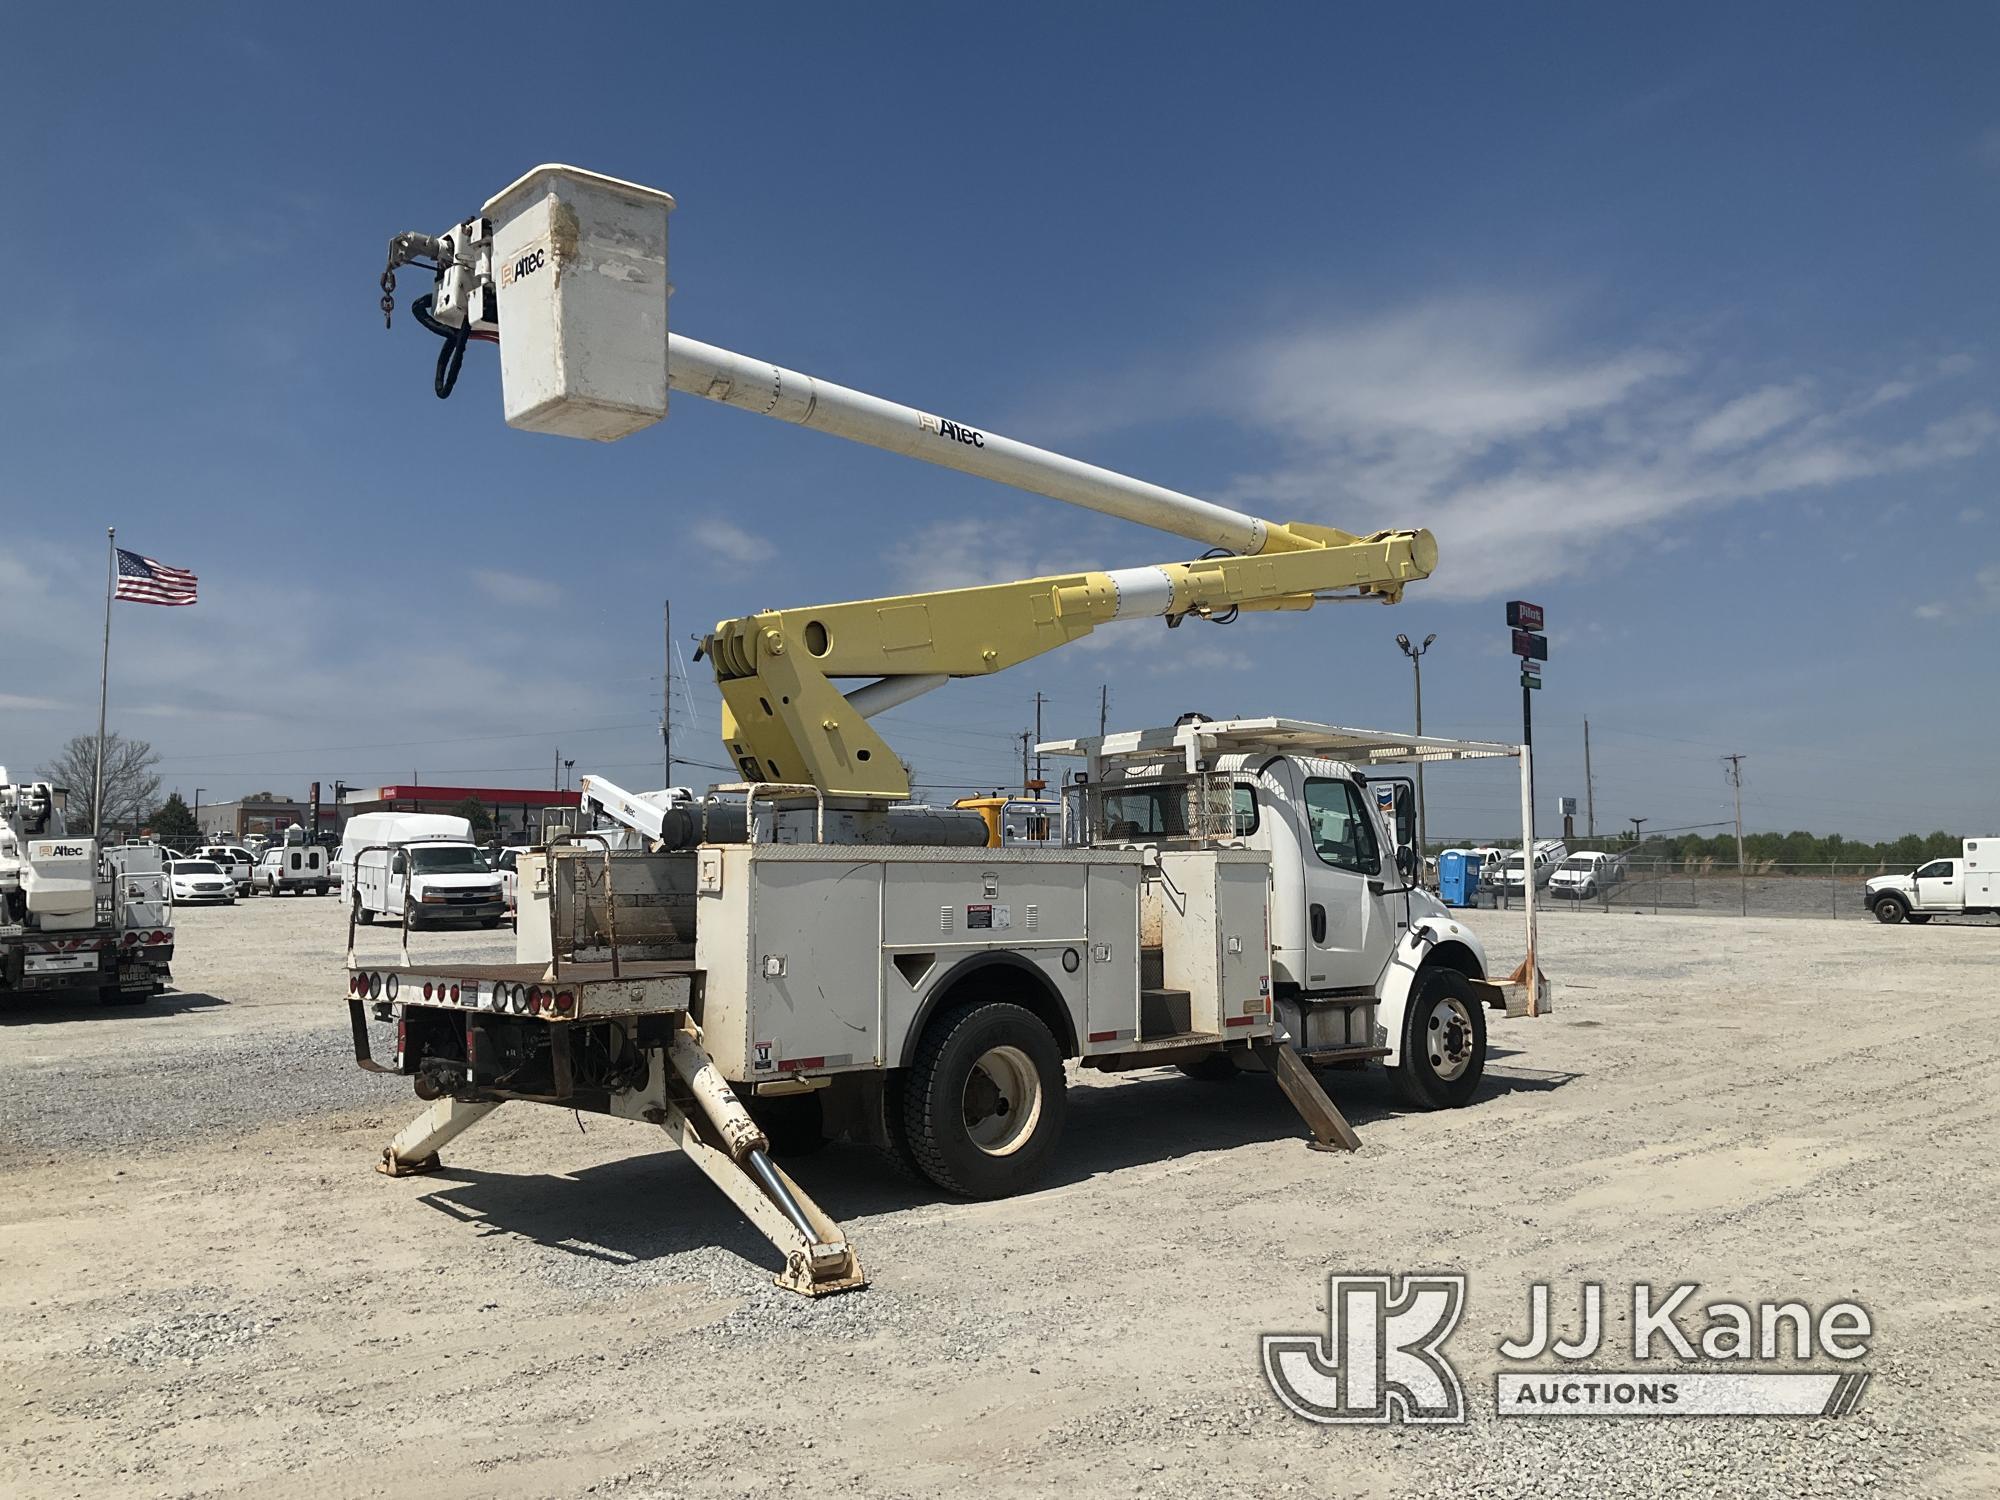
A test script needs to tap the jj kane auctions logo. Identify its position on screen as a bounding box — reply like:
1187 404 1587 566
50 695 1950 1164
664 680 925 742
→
1264 1275 1872 1423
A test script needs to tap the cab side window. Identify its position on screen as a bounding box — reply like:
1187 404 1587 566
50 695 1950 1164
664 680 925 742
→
1303 778 1382 875
1916 860 1952 880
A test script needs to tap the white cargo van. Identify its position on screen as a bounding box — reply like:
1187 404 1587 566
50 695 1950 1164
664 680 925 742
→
1493 839 1568 893
257 844 331 895
339 813 506 930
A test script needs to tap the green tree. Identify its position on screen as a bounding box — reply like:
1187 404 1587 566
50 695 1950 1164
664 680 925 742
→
151 791 198 841
452 796 494 833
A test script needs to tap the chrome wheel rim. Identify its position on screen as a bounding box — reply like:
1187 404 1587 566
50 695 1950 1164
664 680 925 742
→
1427 996 1476 1081
962 1044 1041 1156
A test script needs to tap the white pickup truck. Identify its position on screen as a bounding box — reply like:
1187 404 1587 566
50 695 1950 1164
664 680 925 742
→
1864 838 1999 924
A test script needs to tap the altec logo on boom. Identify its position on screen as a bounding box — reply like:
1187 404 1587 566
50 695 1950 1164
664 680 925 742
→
918 412 986 448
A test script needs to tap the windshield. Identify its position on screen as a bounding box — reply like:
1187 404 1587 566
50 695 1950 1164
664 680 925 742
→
176 861 222 875
1559 856 1595 871
408 844 491 874
1502 856 1525 871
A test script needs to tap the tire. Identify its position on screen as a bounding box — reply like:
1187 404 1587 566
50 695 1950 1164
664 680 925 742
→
1176 1053 1240 1083
479 917 501 930
1872 895 1908 925
404 901 424 932
354 897 374 927
1907 913 1932 925
747 1091 828 1158
1389 967 1488 1110
316 884 329 897
901 1001 1067 1198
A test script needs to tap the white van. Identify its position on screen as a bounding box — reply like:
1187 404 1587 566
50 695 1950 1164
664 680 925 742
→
256 844 331 895
338 812 506 930
1550 850 1623 899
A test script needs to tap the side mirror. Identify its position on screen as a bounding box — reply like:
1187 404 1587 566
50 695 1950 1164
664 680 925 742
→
1396 845 1418 882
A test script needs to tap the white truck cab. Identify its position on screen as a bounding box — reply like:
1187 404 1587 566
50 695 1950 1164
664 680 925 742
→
1493 839 1568 893
1864 839 2000 924
339 812 505 930
196 844 257 893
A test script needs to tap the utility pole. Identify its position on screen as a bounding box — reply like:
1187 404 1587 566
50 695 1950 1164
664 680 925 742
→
1033 691 1048 790
1099 684 1109 739
1019 730 1032 796
1396 633 1436 857
553 746 560 794
672 600 680 788
1724 753 1748 916
1583 718 1595 839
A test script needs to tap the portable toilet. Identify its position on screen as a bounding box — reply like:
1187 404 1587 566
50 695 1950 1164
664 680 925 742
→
1439 850 1480 908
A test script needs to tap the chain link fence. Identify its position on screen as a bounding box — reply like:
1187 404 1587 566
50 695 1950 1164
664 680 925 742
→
1469 859 1998 922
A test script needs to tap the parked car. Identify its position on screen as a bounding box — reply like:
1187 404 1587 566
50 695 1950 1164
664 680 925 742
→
195 843 258 894
166 858 237 905
256 844 331 896
491 844 532 915
1864 838 2000 924
1550 850 1624 900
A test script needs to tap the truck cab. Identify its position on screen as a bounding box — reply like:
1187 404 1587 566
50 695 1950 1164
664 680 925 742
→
1865 839 2000 923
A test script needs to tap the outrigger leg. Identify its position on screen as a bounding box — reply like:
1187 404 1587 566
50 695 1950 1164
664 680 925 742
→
378 1097 502 1176
615 1031 865 1296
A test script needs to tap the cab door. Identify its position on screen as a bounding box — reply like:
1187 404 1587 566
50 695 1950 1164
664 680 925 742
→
1292 766 1401 990
1914 860 1959 912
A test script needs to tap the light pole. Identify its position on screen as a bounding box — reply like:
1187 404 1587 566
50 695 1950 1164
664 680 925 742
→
1396 632 1436 863
194 788 205 839
1629 816 1648 845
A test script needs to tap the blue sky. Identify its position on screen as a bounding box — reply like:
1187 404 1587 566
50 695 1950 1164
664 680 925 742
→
3 3 1994 842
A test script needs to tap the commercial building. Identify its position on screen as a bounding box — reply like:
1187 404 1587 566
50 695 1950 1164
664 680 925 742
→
335 785 581 845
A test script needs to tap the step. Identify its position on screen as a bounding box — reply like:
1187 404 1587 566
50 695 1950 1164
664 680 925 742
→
1140 986 1191 1039
1139 945 1164 990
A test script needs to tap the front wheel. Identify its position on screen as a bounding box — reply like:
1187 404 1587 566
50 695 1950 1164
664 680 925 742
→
1389 968 1487 1110
316 883 329 896
354 896 374 926
902 1001 1067 1198
1872 895 1909 925
404 901 424 931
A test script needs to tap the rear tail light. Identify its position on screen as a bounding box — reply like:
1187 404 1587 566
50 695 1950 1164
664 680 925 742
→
368 972 382 1000
422 981 434 1000
527 986 544 1011
554 991 575 1015
449 983 460 1003
123 932 138 946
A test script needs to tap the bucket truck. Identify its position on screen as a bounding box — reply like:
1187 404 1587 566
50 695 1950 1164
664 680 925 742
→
348 166 1549 1295
1 769 173 1004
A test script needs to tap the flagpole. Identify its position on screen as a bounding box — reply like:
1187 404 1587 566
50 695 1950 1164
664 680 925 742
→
94 526 114 836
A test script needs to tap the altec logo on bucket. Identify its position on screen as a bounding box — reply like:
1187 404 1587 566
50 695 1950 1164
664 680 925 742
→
1264 1276 1873 1423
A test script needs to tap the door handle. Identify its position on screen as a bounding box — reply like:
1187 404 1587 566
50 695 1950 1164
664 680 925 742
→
1309 903 1326 944
1367 879 1385 896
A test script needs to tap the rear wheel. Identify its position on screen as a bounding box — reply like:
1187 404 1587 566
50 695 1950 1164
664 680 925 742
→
316 883 329 896
353 894 374 926
1872 894 1909 925
1389 968 1487 1110
902 1001 1067 1198
1907 912 1932 925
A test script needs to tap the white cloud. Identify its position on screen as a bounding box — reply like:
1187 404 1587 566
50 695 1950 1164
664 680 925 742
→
0 693 66 711
472 568 561 607
692 518 777 568
1960 507 1984 523
1914 602 1948 620
1688 384 1812 454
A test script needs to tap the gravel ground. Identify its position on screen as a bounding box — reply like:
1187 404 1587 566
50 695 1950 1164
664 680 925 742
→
1 896 1995 1498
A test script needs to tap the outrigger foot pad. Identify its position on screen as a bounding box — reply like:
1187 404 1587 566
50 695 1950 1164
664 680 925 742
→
378 1150 443 1177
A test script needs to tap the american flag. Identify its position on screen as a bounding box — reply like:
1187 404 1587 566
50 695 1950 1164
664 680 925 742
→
114 548 199 606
